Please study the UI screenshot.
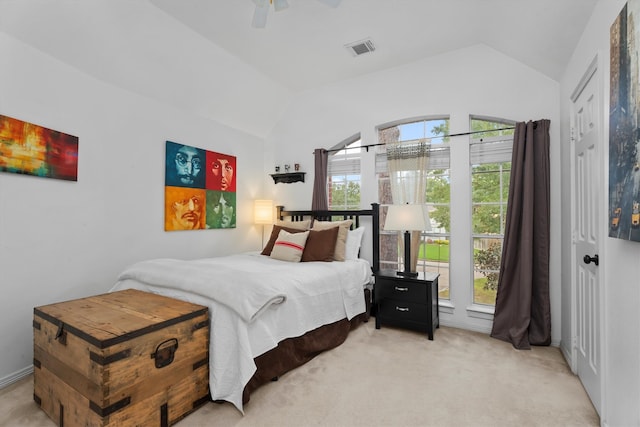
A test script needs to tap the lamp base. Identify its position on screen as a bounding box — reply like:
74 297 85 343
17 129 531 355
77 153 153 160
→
396 270 419 278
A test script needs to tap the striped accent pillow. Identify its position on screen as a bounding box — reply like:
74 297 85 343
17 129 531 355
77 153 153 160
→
270 229 310 262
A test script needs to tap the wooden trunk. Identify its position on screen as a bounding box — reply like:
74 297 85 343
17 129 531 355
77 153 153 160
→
33 289 209 427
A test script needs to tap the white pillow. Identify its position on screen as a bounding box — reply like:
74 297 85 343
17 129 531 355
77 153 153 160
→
345 226 365 260
270 230 310 262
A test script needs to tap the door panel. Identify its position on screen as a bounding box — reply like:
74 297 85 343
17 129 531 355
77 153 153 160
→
572 68 601 415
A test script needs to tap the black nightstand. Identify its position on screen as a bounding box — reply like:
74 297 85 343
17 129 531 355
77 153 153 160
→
374 269 440 340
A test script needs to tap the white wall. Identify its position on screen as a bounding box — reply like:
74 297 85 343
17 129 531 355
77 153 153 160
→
266 44 562 339
0 0 293 139
0 33 267 384
561 0 640 425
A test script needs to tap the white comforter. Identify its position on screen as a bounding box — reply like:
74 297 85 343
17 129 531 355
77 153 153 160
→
117 257 287 322
110 252 370 413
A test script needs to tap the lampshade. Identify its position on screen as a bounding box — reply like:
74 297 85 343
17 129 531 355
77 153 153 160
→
254 200 274 224
383 204 430 232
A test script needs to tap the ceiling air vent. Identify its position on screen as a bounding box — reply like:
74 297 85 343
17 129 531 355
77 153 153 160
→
345 38 376 57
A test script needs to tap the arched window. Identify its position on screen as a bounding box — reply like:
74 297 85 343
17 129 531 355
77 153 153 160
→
376 117 451 300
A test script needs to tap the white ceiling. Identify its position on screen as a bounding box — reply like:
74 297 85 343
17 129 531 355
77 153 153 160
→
0 0 599 136
150 0 599 91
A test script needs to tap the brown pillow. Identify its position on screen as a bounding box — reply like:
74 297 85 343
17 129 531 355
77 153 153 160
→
301 227 339 262
261 225 306 256
311 219 353 261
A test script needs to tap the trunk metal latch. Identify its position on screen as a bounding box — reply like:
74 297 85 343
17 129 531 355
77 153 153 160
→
151 338 179 368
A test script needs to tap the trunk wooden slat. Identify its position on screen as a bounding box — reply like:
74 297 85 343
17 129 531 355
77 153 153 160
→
33 289 209 427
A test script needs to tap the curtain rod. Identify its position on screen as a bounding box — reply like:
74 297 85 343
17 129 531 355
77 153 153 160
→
319 127 515 154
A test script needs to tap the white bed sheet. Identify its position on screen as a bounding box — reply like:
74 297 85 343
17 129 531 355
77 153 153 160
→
110 252 370 413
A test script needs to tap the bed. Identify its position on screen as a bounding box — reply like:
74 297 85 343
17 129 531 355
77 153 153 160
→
110 203 380 413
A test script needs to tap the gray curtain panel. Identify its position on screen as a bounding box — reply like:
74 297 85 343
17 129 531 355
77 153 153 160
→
490 119 551 349
311 148 329 211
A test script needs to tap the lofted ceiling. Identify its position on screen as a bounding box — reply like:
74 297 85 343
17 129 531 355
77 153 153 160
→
0 0 598 136
150 0 599 91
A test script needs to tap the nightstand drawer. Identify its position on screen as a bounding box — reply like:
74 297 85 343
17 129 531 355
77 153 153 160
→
375 279 427 304
377 299 428 324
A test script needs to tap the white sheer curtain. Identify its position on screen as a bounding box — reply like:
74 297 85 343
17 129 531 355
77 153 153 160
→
386 140 429 270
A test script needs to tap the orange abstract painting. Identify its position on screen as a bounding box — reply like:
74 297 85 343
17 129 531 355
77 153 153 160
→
0 115 78 181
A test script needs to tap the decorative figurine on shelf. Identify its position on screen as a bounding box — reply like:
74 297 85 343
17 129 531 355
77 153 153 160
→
294 163 300 171
284 164 290 172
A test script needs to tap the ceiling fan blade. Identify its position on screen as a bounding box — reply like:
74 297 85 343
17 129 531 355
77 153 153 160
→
273 0 289 12
252 4 269 28
317 0 341 7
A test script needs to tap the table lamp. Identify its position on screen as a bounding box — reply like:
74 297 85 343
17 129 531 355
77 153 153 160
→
383 203 430 277
254 199 274 248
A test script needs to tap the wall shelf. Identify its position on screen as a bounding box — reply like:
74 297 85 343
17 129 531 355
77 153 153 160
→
270 172 306 184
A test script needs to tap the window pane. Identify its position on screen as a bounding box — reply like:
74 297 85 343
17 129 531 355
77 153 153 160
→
470 119 514 137
420 235 450 299
328 138 361 210
329 178 360 209
426 170 451 233
501 168 510 200
472 237 502 305
422 172 450 300
472 204 505 235
471 163 509 203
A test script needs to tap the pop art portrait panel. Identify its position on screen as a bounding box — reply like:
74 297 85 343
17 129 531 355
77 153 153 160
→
165 141 205 189
206 190 236 229
206 151 236 192
165 186 206 231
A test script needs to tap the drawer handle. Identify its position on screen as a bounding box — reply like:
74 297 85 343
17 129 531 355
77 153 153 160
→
394 286 409 292
395 306 409 312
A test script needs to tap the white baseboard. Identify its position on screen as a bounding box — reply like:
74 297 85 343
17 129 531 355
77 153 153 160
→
440 319 561 348
0 365 33 390
440 319 492 335
560 342 572 364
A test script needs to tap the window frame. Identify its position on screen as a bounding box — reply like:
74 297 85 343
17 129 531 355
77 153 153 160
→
375 117 452 299
469 117 515 309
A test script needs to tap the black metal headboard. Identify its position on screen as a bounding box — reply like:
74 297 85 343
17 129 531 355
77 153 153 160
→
276 203 379 273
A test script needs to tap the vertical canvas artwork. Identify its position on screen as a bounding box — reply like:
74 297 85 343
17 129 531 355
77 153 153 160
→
165 141 236 231
0 115 78 181
610 2 640 242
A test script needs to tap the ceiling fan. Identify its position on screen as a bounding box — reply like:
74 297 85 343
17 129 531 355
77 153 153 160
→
252 0 342 28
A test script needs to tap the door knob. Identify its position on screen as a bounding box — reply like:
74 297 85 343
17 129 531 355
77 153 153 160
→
583 254 599 266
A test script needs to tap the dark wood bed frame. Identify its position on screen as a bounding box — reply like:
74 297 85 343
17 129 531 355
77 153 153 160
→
241 203 380 405
276 203 380 272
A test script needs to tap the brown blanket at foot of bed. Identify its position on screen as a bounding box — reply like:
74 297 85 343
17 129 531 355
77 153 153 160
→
242 289 370 404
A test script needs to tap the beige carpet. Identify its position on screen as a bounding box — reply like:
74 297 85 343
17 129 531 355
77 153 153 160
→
0 321 599 427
